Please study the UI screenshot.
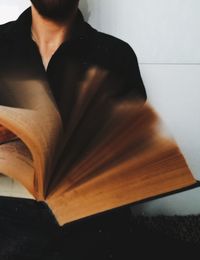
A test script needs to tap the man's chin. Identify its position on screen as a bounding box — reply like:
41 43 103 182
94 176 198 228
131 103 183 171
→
30 0 79 22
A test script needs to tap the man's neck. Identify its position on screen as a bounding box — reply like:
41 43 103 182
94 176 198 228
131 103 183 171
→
31 5 77 70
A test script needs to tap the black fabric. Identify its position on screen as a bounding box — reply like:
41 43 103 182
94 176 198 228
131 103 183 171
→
0 7 147 118
0 7 148 258
0 197 132 260
0 197 199 259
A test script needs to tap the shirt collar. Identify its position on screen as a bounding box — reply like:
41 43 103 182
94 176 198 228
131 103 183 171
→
7 6 94 44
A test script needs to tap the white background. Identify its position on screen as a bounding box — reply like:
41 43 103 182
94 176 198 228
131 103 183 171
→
0 0 200 215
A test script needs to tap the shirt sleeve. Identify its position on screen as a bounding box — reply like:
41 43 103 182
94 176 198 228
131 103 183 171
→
113 42 147 101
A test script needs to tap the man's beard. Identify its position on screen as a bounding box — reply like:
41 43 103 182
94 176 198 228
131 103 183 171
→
30 0 79 22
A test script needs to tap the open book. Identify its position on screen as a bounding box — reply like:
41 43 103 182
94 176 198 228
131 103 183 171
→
0 67 197 226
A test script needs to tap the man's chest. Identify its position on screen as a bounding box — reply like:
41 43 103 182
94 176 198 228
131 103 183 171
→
0 39 120 124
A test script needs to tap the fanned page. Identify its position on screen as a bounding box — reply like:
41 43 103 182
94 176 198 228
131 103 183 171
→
46 67 197 226
0 137 34 197
0 79 63 199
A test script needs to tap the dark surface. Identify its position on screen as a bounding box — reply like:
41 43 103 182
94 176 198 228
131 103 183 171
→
0 196 199 260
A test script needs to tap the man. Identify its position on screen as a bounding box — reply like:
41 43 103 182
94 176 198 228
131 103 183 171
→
0 0 147 258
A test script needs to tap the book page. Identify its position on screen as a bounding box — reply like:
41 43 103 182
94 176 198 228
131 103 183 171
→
0 174 34 199
0 125 17 144
44 68 196 225
0 139 34 196
47 102 196 225
0 79 63 199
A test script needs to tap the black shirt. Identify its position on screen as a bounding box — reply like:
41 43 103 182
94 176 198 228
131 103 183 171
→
0 7 146 115
0 7 147 258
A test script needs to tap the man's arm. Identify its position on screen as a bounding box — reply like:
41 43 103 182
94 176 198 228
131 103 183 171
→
113 42 147 101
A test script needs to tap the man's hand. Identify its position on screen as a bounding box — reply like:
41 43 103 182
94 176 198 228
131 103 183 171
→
0 125 17 144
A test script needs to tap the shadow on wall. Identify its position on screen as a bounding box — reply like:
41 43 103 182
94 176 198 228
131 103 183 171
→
79 0 90 21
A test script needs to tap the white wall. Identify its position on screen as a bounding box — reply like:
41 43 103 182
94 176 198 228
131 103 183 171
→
0 0 29 24
0 0 200 215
